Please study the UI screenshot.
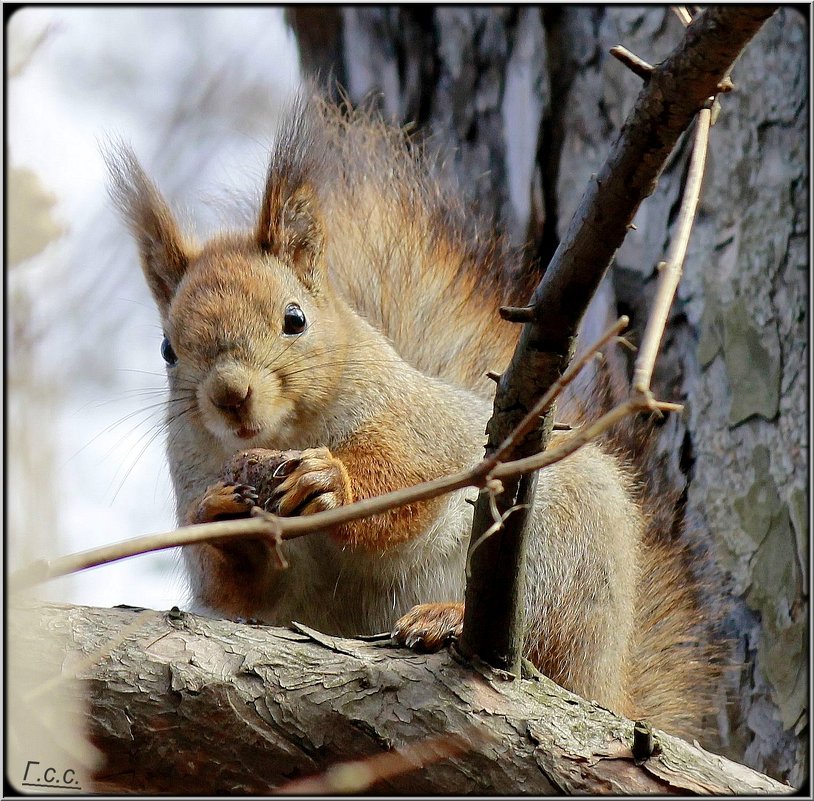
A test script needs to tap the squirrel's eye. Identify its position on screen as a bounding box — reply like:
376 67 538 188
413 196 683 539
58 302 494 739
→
161 336 178 366
283 303 307 335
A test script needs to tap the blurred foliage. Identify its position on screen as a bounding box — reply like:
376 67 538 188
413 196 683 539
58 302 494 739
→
8 167 65 266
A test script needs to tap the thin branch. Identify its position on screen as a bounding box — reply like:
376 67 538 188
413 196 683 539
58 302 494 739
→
491 397 682 480
466 502 529 578
498 305 536 323
273 731 478 795
9 517 284 591
671 5 694 26
486 316 629 469
632 104 712 396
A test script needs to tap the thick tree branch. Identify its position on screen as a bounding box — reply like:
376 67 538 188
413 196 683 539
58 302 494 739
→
11 603 791 795
461 5 777 674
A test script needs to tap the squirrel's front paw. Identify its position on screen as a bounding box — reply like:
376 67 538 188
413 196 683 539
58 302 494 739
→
186 481 259 525
391 602 465 652
270 447 353 516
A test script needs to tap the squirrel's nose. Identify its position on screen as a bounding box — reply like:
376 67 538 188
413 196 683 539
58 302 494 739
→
210 381 252 415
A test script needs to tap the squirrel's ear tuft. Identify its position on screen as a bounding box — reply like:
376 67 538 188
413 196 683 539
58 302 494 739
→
104 143 193 317
257 177 326 292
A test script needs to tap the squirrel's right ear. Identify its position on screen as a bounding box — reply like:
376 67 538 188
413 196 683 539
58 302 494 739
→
105 145 193 317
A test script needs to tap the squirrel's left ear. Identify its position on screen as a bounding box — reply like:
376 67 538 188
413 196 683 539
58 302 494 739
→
257 178 326 292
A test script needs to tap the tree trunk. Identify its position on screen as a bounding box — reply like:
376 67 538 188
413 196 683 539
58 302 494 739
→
9 603 791 795
287 6 807 785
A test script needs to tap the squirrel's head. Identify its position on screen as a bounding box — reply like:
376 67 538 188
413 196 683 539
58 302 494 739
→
108 144 347 451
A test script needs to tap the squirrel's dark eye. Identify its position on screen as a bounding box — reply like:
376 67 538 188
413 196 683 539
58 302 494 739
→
283 303 307 335
161 336 178 366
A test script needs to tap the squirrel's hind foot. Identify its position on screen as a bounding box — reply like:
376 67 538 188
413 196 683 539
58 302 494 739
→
392 602 464 653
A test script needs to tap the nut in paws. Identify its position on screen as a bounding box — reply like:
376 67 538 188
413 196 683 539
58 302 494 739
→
220 448 301 508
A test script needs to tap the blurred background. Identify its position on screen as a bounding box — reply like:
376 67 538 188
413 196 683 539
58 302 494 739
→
8 7 301 608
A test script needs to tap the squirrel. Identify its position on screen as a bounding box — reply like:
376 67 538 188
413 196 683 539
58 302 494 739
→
108 95 722 741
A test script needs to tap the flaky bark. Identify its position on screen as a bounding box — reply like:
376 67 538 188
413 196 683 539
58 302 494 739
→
12 603 791 795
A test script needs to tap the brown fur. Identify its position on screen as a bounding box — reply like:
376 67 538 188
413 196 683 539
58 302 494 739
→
187 540 278 620
332 426 454 550
108 94 722 743
576 368 727 735
394 602 465 651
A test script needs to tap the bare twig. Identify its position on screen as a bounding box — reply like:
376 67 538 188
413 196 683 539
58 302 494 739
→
498 305 536 323
610 46 654 81
9 517 284 591
716 76 735 94
632 106 712 396
273 731 478 795
486 316 629 469
611 41 734 95
466 502 529 578
671 5 694 26
492 397 682 480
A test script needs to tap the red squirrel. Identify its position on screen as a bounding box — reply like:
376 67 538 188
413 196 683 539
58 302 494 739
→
109 96 722 740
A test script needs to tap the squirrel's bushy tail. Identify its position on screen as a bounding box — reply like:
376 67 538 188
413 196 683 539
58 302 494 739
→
282 96 533 396
630 530 725 741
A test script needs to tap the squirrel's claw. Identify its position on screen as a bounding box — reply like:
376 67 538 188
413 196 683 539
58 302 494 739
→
232 484 259 504
269 447 352 517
